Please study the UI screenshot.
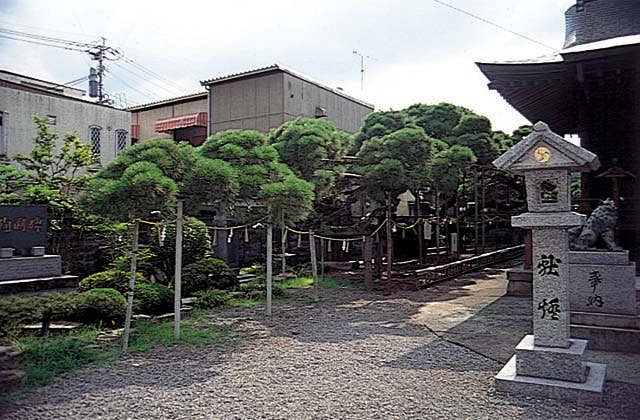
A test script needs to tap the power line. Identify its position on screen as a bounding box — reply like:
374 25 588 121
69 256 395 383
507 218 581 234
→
0 27 95 49
121 56 188 92
105 65 161 102
0 33 89 52
110 61 182 96
431 0 559 52
0 19 99 41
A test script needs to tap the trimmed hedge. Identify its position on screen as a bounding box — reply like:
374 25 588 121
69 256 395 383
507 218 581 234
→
182 257 237 296
133 283 174 315
0 293 78 340
78 269 146 294
74 288 126 327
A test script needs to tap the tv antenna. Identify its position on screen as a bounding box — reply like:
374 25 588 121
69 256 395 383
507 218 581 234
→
352 50 376 92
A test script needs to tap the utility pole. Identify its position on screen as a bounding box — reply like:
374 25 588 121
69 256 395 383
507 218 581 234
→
98 37 105 103
89 37 120 105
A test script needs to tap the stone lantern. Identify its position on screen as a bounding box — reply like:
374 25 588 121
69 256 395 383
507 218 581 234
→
492 121 606 403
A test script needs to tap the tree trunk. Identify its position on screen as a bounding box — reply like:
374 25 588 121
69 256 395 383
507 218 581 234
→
455 192 461 257
474 167 479 254
281 214 286 275
363 235 373 290
414 189 424 265
374 234 382 279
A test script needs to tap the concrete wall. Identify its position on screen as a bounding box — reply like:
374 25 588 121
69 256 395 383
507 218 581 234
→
210 72 284 134
0 85 130 166
283 73 373 134
131 97 207 141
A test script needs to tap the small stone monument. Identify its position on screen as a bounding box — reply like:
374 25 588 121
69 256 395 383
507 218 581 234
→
0 205 77 294
493 122 607 404
568 199 640 352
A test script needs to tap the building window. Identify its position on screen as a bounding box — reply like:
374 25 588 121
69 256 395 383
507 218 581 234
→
46 115 57 125
115 129 128 155
89 125 102 160
0 111 6 158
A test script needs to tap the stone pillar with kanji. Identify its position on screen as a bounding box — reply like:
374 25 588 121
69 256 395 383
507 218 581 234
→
492 121 607 404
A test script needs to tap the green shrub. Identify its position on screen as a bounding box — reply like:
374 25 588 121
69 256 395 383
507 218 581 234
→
133 283 174 315
110 248 156 277
78 269 146 294
193 289 231 310
238 280 286 301
182 257 237 296
0 293 78 340
74 288 126 327
161 216 211 267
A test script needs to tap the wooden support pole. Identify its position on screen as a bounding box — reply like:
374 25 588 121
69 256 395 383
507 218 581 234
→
174 199 184 340
364 235 373 290
266 223 273 316
309 231 319 302
122 219 139 354
386 192 393 281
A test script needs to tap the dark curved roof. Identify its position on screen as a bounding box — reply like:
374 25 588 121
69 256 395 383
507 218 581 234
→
476 35 640 134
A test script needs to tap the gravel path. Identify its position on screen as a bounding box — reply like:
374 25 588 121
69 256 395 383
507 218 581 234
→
2 271 640 419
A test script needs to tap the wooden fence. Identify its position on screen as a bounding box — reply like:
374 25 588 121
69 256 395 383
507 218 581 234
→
412 245 524 287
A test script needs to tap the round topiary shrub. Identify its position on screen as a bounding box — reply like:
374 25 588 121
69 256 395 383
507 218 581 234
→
133 283 174 315
74 288 127 327
78 269 146 294
193 289 231 310
182 257 237 296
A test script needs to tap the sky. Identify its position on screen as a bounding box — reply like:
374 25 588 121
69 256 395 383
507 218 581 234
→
0 0 576 133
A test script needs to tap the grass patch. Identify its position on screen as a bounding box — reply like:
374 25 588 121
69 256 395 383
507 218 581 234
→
128 316 230 352
8 327 118 398
318 277 348 289
4 315 232 401
279 276 314 289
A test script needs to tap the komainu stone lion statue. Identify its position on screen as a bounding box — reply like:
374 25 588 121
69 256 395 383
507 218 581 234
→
569 198 621 251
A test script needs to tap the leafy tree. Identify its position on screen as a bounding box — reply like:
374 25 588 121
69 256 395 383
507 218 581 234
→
91 139 238 215
14 115 96 194
260 174 315 225
83 161 178 220
351 110 411 152
430 145 477 196
0 116 96 248
511 125 533 144
200 130 286 204
270 117 351 179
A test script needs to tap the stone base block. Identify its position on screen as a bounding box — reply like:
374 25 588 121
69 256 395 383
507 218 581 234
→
30 246 45 256
506 267 532 296
495 356 606 405
515 335 588 382
0 275 78 295
571 310 640 329
0 255 62 281
571 323 640 353
569 250 629 265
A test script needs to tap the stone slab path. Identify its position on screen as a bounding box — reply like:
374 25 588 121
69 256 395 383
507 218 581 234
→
2 265 639 419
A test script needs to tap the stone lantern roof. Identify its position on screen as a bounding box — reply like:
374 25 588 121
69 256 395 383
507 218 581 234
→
492 122 600 174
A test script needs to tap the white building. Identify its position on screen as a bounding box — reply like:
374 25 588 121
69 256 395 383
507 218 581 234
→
0 70 131 166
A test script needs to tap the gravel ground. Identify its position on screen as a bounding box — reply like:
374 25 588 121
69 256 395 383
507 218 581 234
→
2 270 640 419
